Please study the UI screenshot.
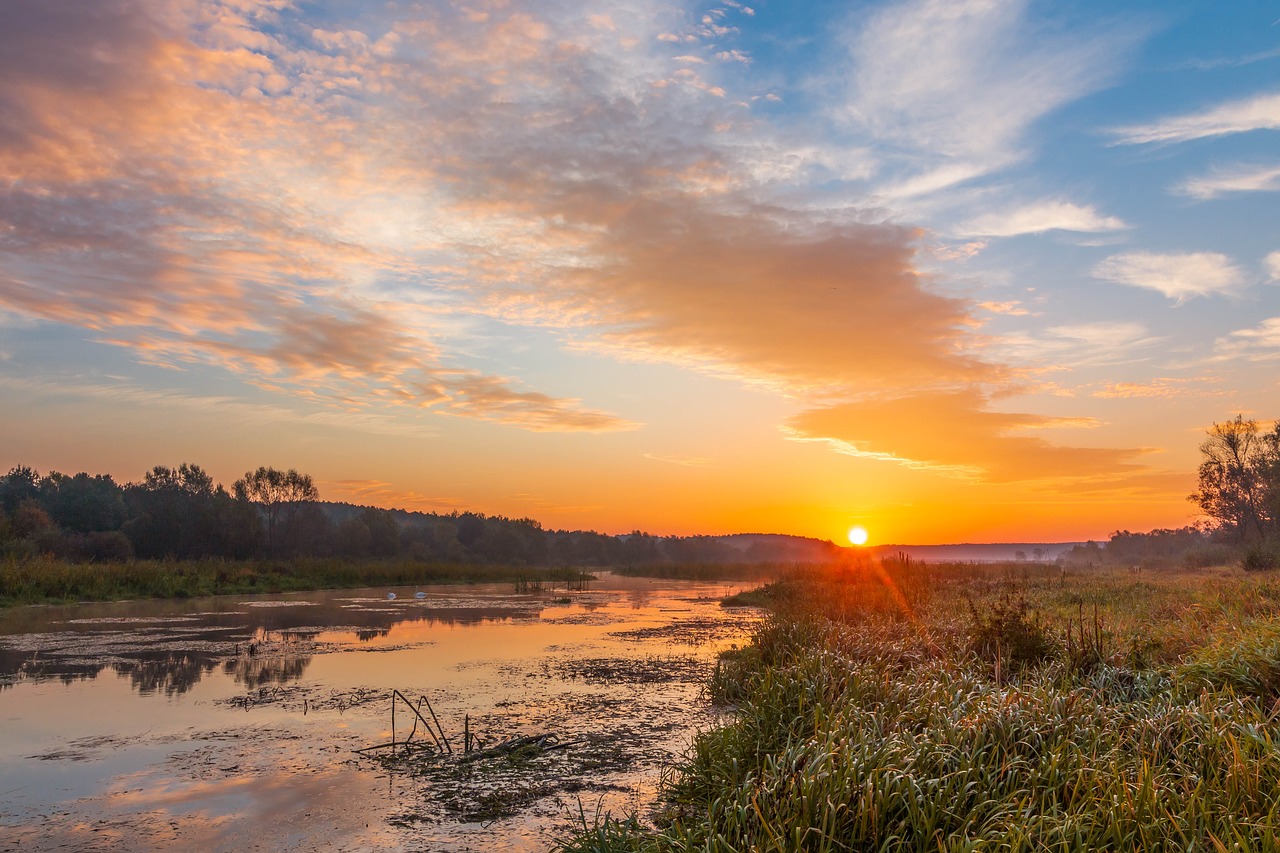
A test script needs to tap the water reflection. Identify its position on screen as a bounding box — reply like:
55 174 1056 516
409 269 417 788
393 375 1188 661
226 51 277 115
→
121 654 220 697
1 575 764 853
224 633 314 690
0 586 551 696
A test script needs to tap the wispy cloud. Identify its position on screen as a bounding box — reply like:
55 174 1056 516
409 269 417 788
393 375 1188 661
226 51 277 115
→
1092 377 1223 399
437 375 637 432
0 375 437 439
998 321 1164 368
1217 317 1280 361
1093 251 1245 302
1179 162 1280 199
328 480 471 512
1174 47 1280 71
978 300 1030 316
1268 251 1280 281
845 0 1137 196
957 201 1127 237
1111 90 1280 145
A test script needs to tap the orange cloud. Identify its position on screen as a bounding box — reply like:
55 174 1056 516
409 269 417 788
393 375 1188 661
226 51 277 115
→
328 479 471 512
553 204 998 396
787 389 1148 484
1092 377 1224 399
977 300 1030 316
434 374 638 432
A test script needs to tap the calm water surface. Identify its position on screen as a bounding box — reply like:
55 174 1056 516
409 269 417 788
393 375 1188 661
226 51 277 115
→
0 573 761 851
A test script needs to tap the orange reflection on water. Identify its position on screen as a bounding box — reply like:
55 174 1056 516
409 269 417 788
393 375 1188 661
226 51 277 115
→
0 575 761 852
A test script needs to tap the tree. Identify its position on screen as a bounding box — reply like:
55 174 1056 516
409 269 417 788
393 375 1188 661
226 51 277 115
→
218 490 262 558
281 501 331 557
233 467 319 557
40 471 126 533
0 466 40 515
1261 422 1280 535
619 530 661 564
12 499 54 539
124 464 221 558
455 512 487 549
334 516 372 557
361 507 400 557
1190 416 1275 543
144 463 215 496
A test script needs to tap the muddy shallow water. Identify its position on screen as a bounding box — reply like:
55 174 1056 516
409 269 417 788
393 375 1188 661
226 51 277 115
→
0 573 762 851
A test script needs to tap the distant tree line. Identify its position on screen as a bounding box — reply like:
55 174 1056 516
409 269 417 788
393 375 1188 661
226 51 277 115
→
1063 414 1280 571
1059 526 1231 571
0 463 839 566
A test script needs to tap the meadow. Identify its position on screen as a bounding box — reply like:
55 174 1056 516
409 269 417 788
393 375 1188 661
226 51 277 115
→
558 557 1280 852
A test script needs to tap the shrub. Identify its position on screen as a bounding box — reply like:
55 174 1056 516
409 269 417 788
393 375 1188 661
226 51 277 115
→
966 590 1055 670
1242 542 1280 572
1182 543 1237 569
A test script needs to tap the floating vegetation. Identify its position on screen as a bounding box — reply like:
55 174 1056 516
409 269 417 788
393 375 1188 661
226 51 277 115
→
552 656 709 685
609 616 762 647
358 686 666 827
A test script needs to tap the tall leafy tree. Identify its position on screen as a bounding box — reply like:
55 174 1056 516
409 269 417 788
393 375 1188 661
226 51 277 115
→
1262 422 1280 538
233 467 319 556
1190 416 1276 542
124 463 222 558
0 466 40 515
40 472 126 533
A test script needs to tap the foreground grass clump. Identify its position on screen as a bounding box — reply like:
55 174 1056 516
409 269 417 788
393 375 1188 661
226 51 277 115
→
0 556 593 607
558 561 1280 852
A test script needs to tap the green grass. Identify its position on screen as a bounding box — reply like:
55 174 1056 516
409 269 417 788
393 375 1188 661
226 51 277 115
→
0 556 594 607
556 559 1280 852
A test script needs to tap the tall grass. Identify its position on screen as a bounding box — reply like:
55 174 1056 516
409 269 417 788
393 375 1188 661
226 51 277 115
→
0 556 593 607
612 562 798 582
557 560 1280 852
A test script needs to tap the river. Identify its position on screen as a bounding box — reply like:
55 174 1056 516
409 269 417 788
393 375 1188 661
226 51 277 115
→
0 573 762 852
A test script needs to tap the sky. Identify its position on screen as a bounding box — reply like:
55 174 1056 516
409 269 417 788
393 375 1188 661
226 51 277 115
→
1 0 1278 545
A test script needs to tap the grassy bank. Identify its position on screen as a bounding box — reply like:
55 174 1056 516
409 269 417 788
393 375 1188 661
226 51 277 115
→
0 556 595 608
558 558 1280 851
612 563 801 583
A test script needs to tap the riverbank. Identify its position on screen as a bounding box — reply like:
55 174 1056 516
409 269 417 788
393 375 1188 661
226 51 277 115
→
0 556 598 607
0 555 826 609
557 559 1280 851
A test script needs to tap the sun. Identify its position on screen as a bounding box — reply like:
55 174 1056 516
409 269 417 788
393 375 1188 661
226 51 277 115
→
847 525 869 547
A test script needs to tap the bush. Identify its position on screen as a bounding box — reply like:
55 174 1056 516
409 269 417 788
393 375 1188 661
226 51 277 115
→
1242 543 1280 572
1182 543 1238 569
80 531 135 562
967 591 1055 670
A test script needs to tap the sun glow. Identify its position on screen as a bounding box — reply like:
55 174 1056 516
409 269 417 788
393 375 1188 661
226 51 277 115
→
848 525 869 546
